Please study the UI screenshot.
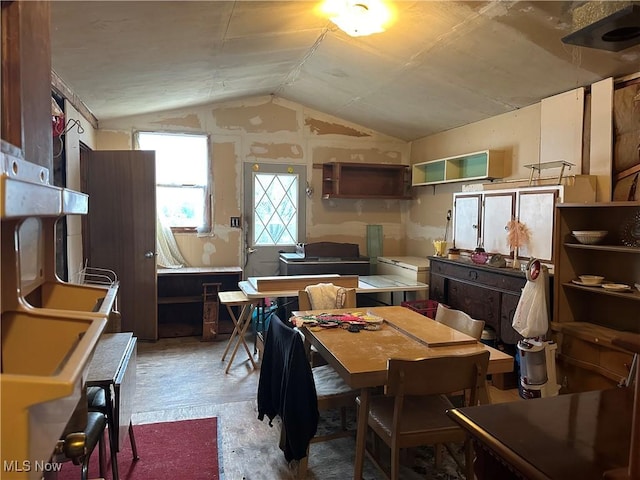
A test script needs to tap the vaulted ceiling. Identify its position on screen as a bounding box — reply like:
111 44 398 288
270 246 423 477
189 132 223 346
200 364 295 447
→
50 1 640 141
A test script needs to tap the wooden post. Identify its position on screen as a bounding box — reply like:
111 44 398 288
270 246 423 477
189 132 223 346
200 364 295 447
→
202 283 221 341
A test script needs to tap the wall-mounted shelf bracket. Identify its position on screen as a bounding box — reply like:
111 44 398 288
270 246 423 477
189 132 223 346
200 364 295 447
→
525 160 574 186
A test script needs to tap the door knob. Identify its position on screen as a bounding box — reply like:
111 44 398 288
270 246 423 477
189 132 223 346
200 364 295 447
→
144 251 155 258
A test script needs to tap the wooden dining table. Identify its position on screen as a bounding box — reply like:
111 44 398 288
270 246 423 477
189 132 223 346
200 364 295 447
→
293 305 515 479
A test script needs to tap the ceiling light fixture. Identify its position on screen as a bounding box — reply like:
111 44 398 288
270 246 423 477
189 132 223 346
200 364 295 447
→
319 0 394 37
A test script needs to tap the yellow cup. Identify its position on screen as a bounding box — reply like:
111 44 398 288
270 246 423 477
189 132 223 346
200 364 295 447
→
433 240 447 257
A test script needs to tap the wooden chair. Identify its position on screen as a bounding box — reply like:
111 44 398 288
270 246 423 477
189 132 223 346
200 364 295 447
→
298 285 357 367
435 304 485 340
357 350 490 480
298 284 357 311
257 313 358 479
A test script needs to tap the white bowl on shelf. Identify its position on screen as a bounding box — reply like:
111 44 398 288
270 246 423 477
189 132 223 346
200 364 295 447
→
572 230 608 245
578 275 605 285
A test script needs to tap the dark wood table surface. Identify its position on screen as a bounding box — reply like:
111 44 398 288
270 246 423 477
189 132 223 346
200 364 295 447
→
448 387 633 480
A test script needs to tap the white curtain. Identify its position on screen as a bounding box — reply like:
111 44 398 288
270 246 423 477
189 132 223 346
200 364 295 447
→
156 215 188 268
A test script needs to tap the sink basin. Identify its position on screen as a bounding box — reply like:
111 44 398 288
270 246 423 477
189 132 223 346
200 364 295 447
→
24 280 119 316
0 310 106 479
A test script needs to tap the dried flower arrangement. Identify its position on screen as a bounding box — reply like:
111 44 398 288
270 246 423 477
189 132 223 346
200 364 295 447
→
506 218 531 268
506 218 530 251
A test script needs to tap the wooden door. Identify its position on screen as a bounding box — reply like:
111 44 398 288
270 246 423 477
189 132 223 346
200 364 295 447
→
81 149 157 340
243 163 306 278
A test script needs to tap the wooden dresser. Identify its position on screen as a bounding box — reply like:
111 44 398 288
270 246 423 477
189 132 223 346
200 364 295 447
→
428 256 548 388
428 256 531 345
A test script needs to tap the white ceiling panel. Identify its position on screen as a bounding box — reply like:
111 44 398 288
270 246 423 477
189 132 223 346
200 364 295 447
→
51 1 640 140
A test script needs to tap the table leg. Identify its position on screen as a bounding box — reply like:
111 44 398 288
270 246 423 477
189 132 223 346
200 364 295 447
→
479 379 491 405
225 304 255 373
221 304 242 361
238 304 257 369
254 299 266 355
105 385 120 480
354 387 369 480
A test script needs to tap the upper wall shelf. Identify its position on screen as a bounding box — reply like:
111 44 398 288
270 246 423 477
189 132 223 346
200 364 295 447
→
412 150 504 186
319 162 411 200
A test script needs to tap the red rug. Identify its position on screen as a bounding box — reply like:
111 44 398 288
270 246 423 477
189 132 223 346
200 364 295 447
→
58 417 219 480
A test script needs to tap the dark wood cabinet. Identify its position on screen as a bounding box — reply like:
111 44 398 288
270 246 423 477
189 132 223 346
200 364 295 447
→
157 267 243 338
429 256 529 344
429 256 537 389
320 162 411 199
499 293 522 345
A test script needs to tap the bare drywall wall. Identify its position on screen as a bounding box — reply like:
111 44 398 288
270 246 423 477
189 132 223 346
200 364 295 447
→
249 142 303 159
305 117 370 137
96 130 131 150
97 96 410 269
215 102 298 133
407 104 541 257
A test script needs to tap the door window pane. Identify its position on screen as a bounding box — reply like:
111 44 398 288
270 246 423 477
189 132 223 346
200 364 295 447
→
253 172 298 246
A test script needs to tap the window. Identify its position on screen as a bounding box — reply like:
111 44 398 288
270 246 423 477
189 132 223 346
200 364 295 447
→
136 131 211 231
253 172 299 245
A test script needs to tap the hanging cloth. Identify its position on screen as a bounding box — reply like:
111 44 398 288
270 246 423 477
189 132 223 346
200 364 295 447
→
156 215 188 268
512 259 549 338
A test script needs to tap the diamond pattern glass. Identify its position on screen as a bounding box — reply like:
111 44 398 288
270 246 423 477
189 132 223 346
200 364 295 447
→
253 173 298 246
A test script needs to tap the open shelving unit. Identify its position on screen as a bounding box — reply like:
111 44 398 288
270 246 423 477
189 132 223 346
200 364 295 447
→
552 202 640 392
412 150 504 186
319 162 411 199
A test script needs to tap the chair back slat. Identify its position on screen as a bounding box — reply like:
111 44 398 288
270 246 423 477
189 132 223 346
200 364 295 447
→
435 304 485 340
386 351 490 401
298 285 357 310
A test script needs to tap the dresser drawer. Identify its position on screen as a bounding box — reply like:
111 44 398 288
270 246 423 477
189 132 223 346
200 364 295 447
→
561 334 632 380
431 260 525 294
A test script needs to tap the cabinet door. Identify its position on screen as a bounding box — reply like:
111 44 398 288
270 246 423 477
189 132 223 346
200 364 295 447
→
482 192 515 255
453 194 481 251
429 273 446 304
517 189 558 262
447 280 500 331
500 293 523 344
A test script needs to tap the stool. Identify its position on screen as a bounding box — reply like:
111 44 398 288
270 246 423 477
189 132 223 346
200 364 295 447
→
218 291 259 373
87 385 139 480
54 411 107 480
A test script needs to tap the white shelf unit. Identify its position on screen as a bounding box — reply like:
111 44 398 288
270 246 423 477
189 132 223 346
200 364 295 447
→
412 150 504 186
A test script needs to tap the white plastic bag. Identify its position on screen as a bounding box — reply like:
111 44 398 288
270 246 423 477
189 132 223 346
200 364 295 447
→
512 273 548 338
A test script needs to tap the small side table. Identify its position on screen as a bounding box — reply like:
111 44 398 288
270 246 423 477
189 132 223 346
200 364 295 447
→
218 291 259 373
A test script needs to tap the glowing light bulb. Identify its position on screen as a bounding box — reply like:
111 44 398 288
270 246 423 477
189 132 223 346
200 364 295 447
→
319 0 394 37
